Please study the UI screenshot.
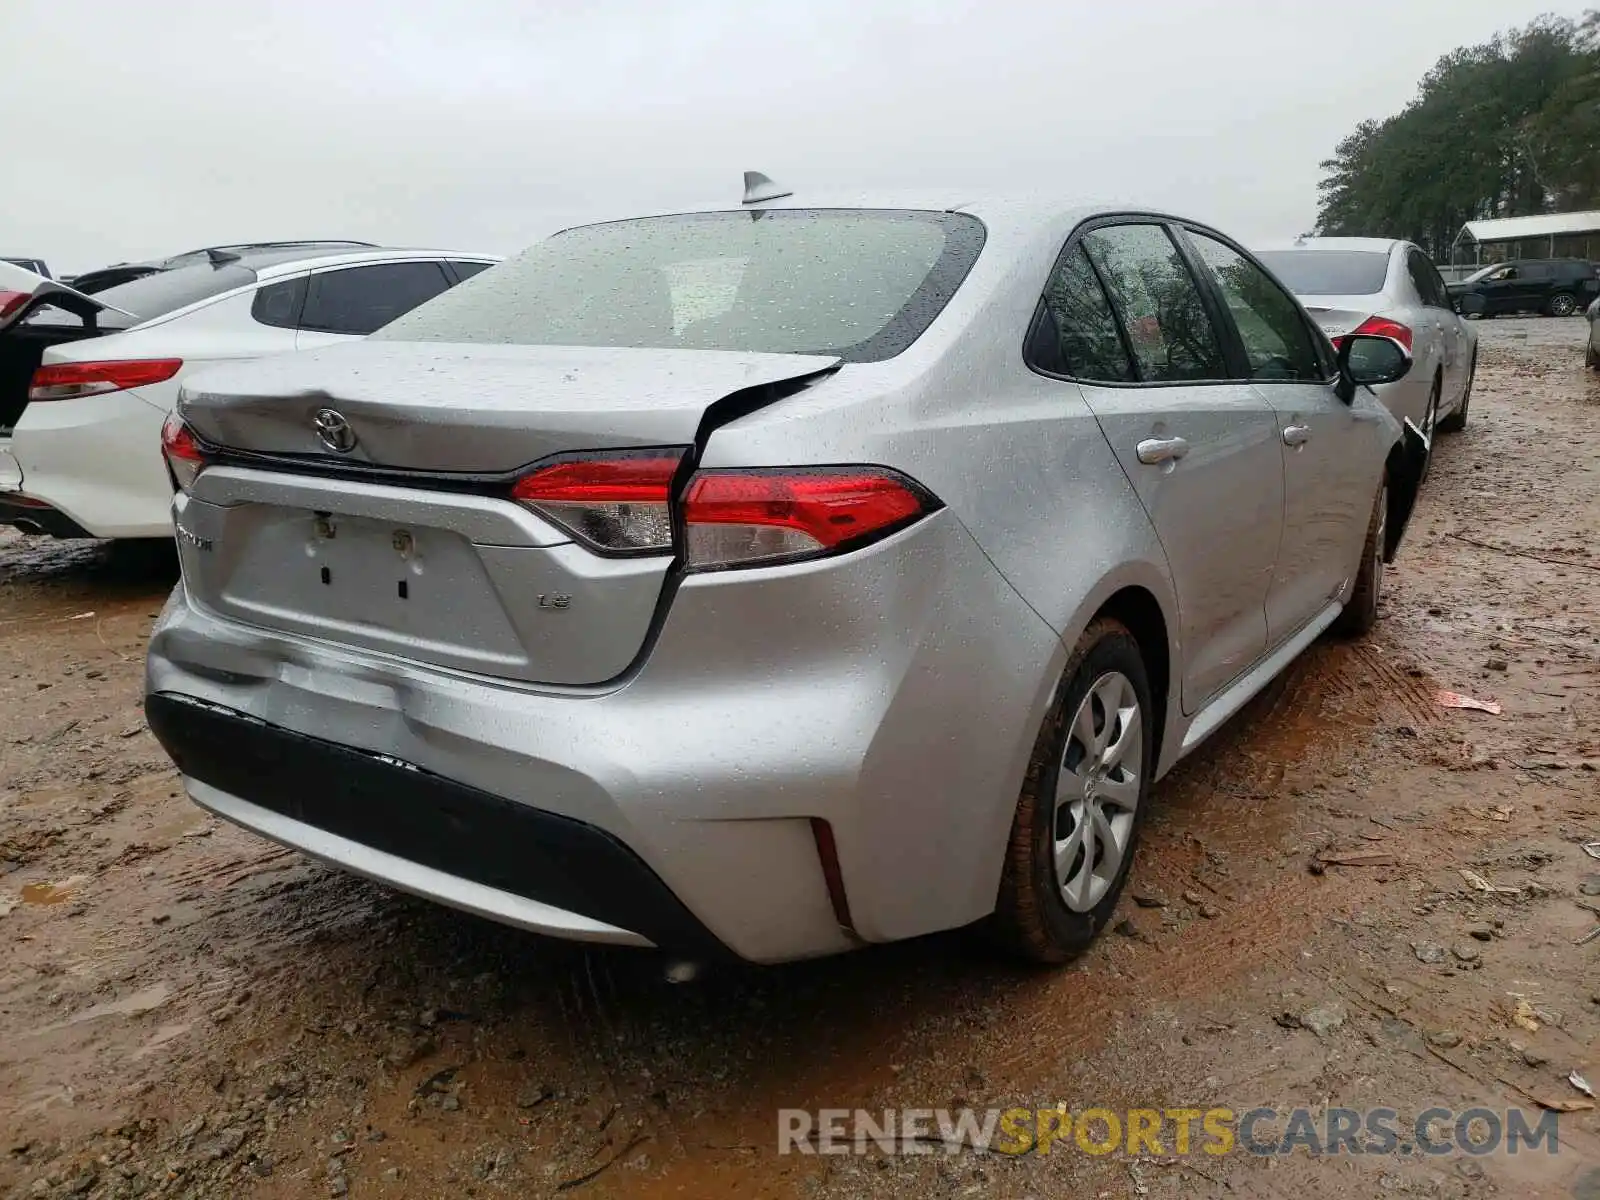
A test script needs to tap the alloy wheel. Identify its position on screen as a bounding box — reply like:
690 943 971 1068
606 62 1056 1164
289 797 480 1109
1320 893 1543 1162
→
1054 670 1142 912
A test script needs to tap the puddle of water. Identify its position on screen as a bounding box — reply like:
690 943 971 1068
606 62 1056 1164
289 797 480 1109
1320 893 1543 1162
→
19 875 89 905
21 983 172 1040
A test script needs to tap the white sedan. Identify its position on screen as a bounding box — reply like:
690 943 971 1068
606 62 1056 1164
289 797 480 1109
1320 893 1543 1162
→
1 246 498 541
1254 237 1478 461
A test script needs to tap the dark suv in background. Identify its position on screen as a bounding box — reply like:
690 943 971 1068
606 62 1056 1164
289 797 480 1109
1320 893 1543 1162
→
1447 258 1600 317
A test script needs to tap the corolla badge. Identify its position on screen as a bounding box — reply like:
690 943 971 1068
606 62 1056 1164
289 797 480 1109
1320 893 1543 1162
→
312 407 357 454
174 522 213 552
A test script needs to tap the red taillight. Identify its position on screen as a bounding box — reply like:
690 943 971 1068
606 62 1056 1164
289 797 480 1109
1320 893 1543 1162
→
0 290 30 320
682 466 931 570
30 358 183 402
161 412 209 492
1331 316 1412 353
510 450 937 568
511 450 684 553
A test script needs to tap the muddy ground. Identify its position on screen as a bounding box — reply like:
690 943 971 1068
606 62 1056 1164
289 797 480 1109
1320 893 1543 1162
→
2 318 1598 1200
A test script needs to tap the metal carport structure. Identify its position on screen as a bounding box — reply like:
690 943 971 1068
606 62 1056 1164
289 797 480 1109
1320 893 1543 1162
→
1453 211 1600 265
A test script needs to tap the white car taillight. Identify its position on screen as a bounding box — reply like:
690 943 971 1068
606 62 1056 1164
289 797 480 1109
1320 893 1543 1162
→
510 450 936 569
30 358 183 401
161 412 210 492
1330 316 1412 353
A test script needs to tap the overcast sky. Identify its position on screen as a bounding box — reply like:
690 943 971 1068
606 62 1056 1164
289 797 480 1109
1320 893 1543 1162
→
4 0 1589 273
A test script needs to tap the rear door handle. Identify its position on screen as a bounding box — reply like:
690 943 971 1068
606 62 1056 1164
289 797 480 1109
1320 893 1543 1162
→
1136 436 1190 465
1282 424 1312 446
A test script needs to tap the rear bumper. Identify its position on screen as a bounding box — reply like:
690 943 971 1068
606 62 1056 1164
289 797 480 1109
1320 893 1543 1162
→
145 512 1063 963
8 389 175 539
145 692 720 955
0 494 95 538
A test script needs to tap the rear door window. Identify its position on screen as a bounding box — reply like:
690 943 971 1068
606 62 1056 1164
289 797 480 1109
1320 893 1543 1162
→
1406 250 1447 308
1420 258 1451 308
300 261 454 336
1080 223 1227 383
1028 244 1135 382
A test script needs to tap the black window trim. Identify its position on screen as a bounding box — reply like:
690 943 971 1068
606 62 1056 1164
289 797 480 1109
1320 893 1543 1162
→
1025 213 1233 389
1025 211 1338 390
1023 239 1140 383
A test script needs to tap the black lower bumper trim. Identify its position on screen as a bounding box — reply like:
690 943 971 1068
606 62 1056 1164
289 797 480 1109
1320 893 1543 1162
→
0 499 94 539
145 692 728 958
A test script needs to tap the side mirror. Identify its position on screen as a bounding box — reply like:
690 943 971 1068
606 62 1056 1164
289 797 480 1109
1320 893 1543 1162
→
1335 333 1412 403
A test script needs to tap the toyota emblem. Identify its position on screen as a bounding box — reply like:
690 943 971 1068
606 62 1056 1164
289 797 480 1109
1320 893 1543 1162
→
312 407 357 454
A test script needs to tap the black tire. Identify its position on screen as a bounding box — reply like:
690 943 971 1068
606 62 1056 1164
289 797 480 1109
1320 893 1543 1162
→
992 618 1153 964
1333 478 1387 638
1437 351 1474 433
1549 292 1578 317
1587 342 1600 371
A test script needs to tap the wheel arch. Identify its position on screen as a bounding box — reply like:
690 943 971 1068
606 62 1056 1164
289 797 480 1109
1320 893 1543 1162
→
1383 430 1425 562
1091 585 1172 774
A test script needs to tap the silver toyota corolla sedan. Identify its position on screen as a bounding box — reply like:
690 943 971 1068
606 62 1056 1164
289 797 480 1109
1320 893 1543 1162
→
145 184 1424 965
1255 236 1478 456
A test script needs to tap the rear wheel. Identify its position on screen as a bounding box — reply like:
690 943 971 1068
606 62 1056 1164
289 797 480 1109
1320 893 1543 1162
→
992 618 1153 963
1549 292 1578 317
1419 377 1440 482
1437 351 1474 433
1333 478 1387 638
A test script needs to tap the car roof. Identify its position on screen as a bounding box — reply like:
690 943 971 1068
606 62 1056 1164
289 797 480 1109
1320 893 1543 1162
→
244 246 502 278
1253 236 1402 255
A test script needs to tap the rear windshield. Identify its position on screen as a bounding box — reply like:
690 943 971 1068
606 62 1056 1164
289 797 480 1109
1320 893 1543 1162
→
1254 250 1391 296
374 209 986 362
27 263 256 329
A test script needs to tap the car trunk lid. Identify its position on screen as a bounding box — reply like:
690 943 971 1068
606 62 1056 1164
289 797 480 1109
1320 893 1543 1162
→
0 262 131 436
173 341 839 686
179 340 840 473
1296 296 1378 342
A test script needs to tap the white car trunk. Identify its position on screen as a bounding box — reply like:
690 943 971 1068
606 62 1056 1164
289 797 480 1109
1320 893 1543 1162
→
1296 296 1379 342
0 262 123 437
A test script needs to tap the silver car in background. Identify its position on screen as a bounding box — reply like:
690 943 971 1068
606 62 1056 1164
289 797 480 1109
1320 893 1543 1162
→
145 189 1425 965
1256 237 1478 451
